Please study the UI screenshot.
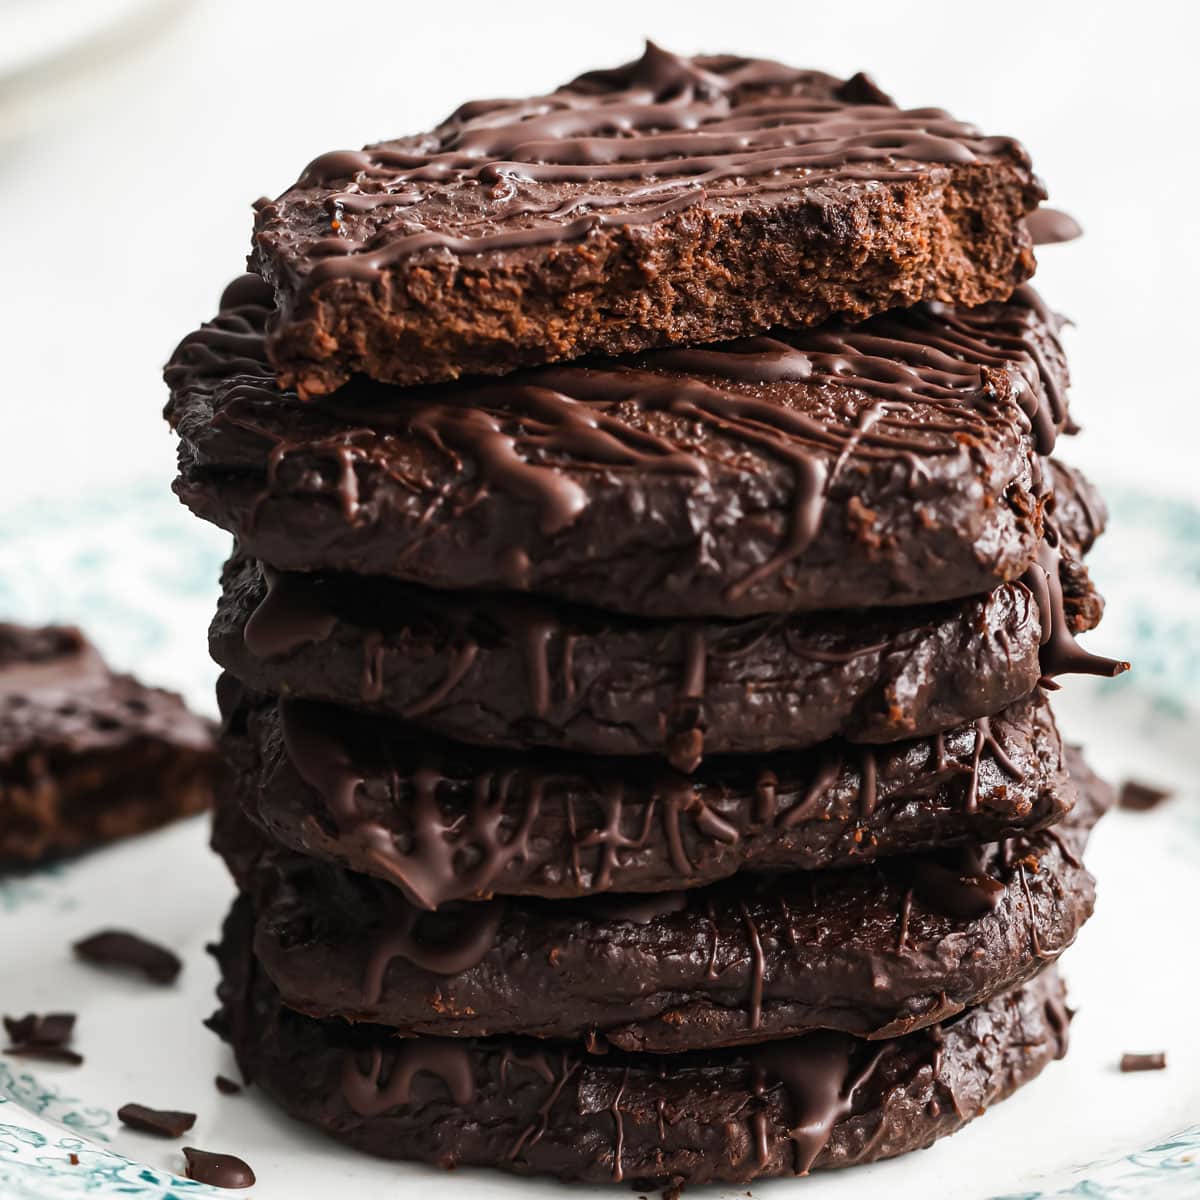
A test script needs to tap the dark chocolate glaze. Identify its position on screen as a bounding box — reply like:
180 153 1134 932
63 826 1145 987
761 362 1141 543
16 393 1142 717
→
214 749 1106 1051
217 682 1075 907
250 45 1042 394
212 899 1071 1187
210 461 1105 767
166 282 1068 618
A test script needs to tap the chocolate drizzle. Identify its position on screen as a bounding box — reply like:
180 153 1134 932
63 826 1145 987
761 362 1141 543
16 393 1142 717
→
748 1033 879 1175
1022 524 1128 680
279 701 540 908
908 849 1006 919
342 1040 475 1116
242 567 336 658
362 900 505 1003
264 44 1027 293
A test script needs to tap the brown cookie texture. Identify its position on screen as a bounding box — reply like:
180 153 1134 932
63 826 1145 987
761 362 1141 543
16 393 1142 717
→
213 747 1106 1051
217 680 1075 906
0 623 217 863
166 276 1069 619
211 898 1071 1187
250 45 1042 395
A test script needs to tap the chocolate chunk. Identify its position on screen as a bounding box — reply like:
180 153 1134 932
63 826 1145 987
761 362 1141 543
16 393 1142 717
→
1118 780 1172 812
217 751 1108 1051
167 284 1067 620
74 930 182 985
117 1103 196 1138
0 622 217 864
215 1075 242 1095
4 1012 75 1046
1120 1052 1166 1072
4 1012 81 1065
249 45 1041 394
182 1147 256 1188
212 900 1070 1188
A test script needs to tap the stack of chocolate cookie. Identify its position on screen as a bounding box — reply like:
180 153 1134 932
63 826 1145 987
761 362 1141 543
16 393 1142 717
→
165 45 1126 1188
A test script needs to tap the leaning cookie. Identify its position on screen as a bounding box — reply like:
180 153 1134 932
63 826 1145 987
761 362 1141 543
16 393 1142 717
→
218 682 1075 906
214 749 1105 1051
167 276 1068 619
212 898 1070 1187
0 622 217 863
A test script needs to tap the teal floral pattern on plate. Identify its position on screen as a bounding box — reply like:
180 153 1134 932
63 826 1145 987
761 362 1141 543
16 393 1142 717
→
0 1068 111 1142
0 476 229 716
993 1126 1200 1199
0 862 73 916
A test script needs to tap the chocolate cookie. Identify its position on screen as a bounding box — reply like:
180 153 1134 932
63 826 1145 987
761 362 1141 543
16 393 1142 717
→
215 747 1104 1050
0 623 217 863
167 280 1071 619
218 682 1074 906
250 44 1042 395
212 900 1070 1186
209 462 1105 768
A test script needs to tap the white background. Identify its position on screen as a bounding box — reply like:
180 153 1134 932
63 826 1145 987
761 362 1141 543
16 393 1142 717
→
0 0 1198 506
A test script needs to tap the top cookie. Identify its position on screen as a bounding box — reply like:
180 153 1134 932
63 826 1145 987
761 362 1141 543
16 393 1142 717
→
252 43 1043 395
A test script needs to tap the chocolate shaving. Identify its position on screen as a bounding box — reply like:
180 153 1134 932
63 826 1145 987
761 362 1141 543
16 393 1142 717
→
1120 1052 1166 1072
1117 780 1171 812
4 1012 74 1046
3 1012 82 1064
73 930 182 984
118 1103 197 1138
182 1147 256 1188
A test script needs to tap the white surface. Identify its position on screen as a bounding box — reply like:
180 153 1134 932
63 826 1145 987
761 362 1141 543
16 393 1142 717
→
1 678 1196 1200
0 0 1197 506
0 0 180 78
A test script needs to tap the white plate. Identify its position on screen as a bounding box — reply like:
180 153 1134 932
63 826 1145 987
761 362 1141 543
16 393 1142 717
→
0 480 1197 1200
